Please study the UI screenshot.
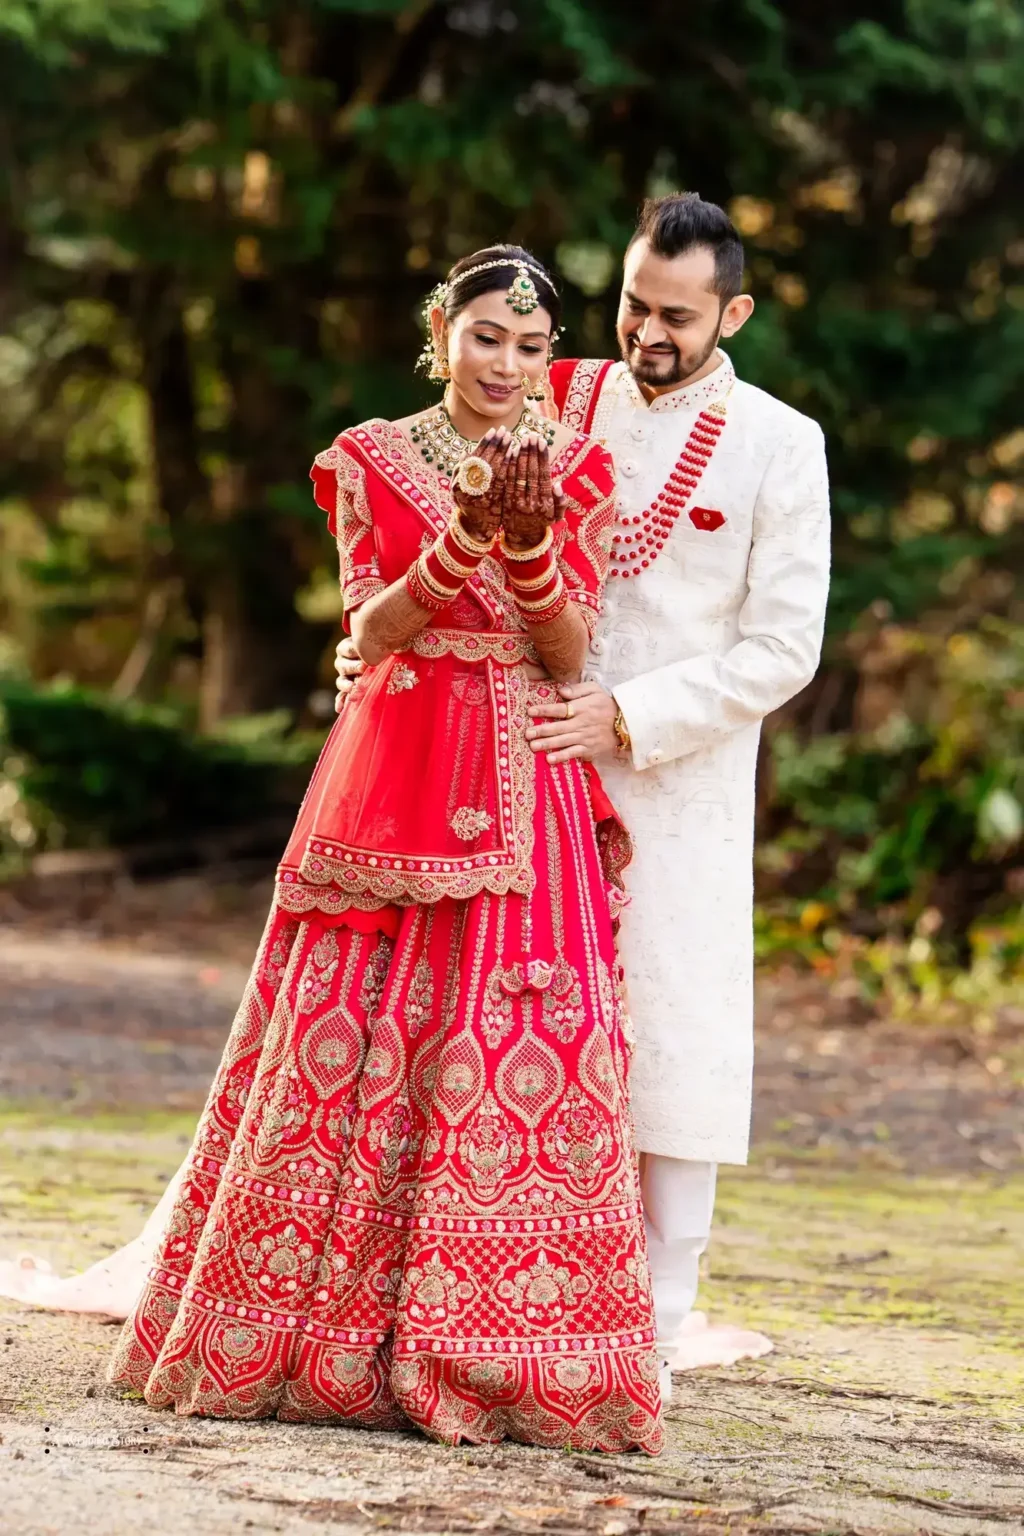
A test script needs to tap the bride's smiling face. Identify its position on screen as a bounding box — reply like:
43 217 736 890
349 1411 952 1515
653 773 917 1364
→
432 292 553 423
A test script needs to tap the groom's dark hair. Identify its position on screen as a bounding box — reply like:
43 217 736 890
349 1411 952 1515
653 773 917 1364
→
630 193 745 302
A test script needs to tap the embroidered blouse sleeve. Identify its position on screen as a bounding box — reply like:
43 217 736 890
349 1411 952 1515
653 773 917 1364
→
556 441 616 634
310 437 386 621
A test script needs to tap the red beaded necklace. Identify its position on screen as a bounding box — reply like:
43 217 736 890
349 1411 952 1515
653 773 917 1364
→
608 400 727 578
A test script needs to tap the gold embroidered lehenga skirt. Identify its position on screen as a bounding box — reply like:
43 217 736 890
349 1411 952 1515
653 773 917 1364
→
108 720 661 1452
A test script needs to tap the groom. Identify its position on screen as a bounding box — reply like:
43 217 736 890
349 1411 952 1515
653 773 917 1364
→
337 193 831 1377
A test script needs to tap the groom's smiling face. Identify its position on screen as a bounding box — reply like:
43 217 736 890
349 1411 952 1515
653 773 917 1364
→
617 238 750 392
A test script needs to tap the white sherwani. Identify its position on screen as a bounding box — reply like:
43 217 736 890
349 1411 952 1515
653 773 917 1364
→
561 352 830 1165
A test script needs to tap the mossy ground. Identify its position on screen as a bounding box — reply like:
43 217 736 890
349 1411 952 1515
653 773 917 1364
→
3 1110 1022 1535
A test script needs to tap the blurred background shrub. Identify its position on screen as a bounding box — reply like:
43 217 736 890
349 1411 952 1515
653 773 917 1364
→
0 1 1021 985
0 680 321 862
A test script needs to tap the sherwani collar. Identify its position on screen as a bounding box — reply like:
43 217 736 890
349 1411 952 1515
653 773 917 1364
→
617 350 736 414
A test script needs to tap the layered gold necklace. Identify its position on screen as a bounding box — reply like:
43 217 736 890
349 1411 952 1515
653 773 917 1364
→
409 403 555 480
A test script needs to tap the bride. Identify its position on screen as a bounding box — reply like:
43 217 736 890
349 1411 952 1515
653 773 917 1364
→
2 246 662 1453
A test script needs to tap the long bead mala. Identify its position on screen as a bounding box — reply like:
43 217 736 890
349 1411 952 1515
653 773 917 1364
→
609 401 727 578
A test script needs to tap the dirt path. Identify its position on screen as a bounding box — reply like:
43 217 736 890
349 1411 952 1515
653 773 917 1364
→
1 879 1022 1534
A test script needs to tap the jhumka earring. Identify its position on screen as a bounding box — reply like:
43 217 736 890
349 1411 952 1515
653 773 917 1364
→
416 280 453 380
429 340 451 382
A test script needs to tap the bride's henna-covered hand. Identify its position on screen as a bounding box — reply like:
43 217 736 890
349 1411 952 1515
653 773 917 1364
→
501 436 564 551
452 428 511 544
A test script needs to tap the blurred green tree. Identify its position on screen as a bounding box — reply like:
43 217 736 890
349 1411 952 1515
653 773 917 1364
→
0 1 1021 926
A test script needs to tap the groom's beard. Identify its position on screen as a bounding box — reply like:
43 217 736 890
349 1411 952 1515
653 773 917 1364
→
620 322 721 389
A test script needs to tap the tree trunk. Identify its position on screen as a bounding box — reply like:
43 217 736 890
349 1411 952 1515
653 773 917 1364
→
140 276 331 727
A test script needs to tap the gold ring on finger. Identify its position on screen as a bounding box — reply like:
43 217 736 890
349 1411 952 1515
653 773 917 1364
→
565 701 575 720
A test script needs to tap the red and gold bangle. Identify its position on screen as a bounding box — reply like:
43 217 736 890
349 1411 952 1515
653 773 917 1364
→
505 530 562 613
406 513 493 612
510 565 561 601
406 554 454 611
510 569 569 624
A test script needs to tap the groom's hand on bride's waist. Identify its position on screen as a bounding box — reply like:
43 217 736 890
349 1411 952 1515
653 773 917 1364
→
525 681 619 763
335 637 367 712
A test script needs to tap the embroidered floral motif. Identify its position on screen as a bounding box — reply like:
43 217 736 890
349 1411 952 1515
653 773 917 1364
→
399 1250 476 1324
328 1352 370 1387
481 962 517 1049
358 936 392 1020
256 1063 312 1150
261 926 295 990
495 1249 592 1323
387 662 419 694
458 1090 524 1193
220 1326 260 1360
241 1223 317 1288
541 1084 612 1190
317 1243 360 1297
610 1244 654 1304
366 1091 421 1184
450 805 494 841
539 958 586 1043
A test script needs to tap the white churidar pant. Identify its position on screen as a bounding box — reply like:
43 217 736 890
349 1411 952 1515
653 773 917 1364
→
640 1155 717 1360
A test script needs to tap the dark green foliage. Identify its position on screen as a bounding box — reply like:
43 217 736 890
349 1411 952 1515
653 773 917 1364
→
0 681 320 850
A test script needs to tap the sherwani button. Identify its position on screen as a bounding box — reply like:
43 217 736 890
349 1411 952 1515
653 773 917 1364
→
620 458 639 477
647 748 664 766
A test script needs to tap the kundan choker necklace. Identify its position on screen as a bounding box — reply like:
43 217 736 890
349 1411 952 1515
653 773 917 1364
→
409 403 555 480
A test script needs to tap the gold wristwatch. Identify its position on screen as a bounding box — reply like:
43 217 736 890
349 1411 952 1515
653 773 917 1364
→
612 705 632 755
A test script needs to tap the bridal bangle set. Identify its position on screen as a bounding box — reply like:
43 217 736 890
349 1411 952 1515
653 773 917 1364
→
406 512 495 611
406 515 567 623
501 527 569 624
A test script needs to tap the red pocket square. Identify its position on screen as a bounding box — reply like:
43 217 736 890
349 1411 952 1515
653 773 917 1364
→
689 507 726 531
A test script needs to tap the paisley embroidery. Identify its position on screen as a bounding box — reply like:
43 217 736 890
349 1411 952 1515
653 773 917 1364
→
404 954 434 1038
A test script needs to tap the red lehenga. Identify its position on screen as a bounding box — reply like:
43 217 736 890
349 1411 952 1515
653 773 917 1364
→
108 419 662 1453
